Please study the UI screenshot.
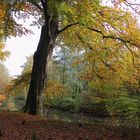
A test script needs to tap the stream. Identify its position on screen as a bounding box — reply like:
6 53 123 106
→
43 108 139 127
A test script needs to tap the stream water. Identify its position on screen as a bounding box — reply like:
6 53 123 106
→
43 108 139 127
44 108 100 124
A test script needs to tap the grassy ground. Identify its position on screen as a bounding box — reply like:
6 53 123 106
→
0 111 139 140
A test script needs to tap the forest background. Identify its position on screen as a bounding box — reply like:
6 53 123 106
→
0 0 140 127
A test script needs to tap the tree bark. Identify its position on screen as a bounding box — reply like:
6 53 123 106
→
24 14 58 115
23 26 48 115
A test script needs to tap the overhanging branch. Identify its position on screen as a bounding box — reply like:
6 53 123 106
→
58 22 79 34
58 21 129 45
58 21 139 50
86 26 140 48
86 26 130 44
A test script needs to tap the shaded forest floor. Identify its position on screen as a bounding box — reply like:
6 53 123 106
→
0 112 140 140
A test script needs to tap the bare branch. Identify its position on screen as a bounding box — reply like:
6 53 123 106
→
124 1 140 15
125 1 140 6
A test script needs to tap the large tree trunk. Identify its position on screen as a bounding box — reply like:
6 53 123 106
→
23 0 61 115
24 17 58 115
24 26 49 115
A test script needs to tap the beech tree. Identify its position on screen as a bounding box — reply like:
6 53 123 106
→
1 0 140 115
